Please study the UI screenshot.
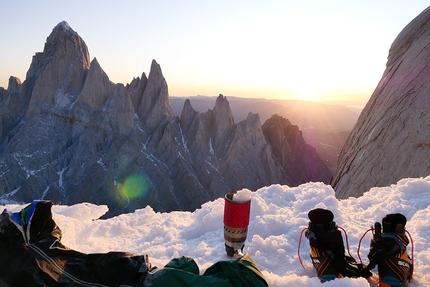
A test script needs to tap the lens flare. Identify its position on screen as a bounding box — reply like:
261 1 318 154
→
121 173 149 199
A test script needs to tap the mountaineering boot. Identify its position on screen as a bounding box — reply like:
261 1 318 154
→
305 208 371 282
367 213 412 287
305 209 345 281
306 209 343 281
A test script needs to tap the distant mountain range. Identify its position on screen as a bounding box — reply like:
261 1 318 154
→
171 96 361 172
171 96 361 131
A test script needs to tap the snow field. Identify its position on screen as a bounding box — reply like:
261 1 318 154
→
3 176 430 286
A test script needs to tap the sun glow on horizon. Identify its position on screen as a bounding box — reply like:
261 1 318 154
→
292 86 320 102
1 1 427 106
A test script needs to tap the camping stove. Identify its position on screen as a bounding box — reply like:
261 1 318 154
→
223 192 251 258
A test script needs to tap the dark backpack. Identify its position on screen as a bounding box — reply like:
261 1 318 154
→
0 200 149 287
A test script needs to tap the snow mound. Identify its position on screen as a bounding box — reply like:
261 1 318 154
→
2 177 430 286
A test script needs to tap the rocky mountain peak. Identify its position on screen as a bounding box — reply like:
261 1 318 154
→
125 73 148 110
7 76 21 93
213 94 232 114
48 21 78 42
136 59 173 130
148 59 163 80
180 99 197 123
262 114 332 185
244 112 260 128
26 21 91 116
211 94 234 146
74 57 114 110
27 21 90 81
331 7 430 198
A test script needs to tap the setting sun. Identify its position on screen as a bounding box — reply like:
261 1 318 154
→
294 86 319 101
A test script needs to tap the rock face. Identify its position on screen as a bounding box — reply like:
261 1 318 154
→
179 96 285 198
0 21 331 216
262 115 332 185
27 21 91 116
331 7 430 198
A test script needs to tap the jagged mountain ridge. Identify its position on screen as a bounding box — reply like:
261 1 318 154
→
0 21 331 216
170 96 361 172
331 7 430 198
170 96 361 131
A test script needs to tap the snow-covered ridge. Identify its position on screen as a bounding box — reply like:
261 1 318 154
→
2 177 430 286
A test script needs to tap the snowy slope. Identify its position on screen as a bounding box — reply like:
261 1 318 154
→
2 177 430 286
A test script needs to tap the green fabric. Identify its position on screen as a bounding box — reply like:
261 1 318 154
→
144 253 268 287
203 253 268 287
164 256 200 274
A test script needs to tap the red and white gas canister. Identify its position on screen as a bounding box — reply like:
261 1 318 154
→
223 190 251 257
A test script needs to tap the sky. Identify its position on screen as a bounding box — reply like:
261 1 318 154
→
2 176 430 286
1 1 429 104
